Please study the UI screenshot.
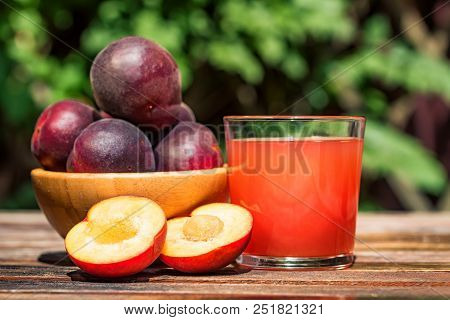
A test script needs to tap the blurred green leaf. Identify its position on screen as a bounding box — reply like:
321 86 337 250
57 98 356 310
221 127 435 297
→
281 53 308 81
256 36 286 66
363 15 391 46
131 11 184 54
364 89 388 117
207 40 263 84
331 42 450 101
363 120 446 195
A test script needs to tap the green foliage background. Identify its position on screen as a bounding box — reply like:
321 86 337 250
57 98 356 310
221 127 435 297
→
0 0 449 210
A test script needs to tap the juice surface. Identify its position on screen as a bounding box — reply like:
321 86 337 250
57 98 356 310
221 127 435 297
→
227 137 364 257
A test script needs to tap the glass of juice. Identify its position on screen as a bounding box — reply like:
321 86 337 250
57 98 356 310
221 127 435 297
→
224 116 365 269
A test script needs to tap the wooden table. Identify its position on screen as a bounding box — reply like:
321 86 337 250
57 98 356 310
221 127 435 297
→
1 212 449 299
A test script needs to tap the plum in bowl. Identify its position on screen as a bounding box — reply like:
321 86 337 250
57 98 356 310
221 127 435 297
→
30 36 227 239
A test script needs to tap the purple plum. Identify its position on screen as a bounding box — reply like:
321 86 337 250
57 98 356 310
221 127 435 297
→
90 36 182 126
145 102 196 131
155 122 223 171
68 119 155 173
31 100 100 171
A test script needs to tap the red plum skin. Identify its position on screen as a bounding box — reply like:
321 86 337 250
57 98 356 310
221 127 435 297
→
31 100 99 171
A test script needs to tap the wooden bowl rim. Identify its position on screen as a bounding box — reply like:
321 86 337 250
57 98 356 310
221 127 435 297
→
31 166 227 180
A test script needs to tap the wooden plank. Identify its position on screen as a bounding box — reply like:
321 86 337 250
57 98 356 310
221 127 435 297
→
0 280 448 299
1 264 450 285
0 212 449 299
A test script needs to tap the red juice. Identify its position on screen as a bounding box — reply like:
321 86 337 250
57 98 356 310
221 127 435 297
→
227 137 364 258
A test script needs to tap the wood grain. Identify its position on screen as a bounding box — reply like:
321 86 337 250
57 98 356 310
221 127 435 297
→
0 212 449 299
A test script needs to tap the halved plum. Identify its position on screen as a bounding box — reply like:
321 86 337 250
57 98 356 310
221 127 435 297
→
65 196 167 278
160 203 253 273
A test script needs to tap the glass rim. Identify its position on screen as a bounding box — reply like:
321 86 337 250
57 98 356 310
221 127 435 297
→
223 115 366 122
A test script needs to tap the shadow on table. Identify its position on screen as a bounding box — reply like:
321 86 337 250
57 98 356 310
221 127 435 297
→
65 260 251 284
38 251 74 266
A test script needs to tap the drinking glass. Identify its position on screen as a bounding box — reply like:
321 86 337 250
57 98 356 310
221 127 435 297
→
224 116 365 269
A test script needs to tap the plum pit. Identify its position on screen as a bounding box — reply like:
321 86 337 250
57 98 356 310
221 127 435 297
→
182 215 224 242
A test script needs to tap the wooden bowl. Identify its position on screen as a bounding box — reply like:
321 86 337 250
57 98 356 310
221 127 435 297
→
31 167 228 238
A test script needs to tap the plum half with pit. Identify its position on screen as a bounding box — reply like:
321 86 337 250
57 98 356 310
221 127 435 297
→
68 119 155 173
90 36 181 126
160 203 253 273
155 122 223 171
31 100 100 171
